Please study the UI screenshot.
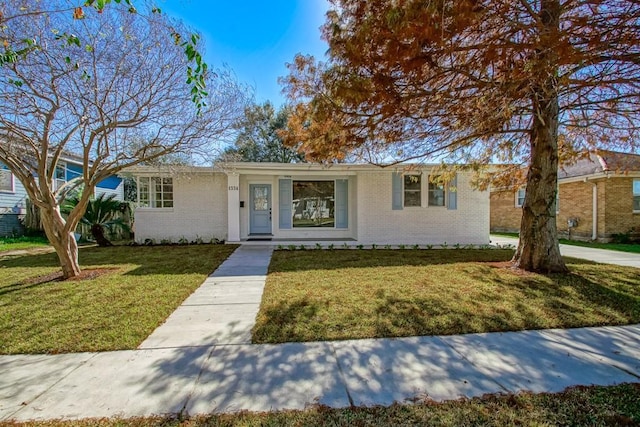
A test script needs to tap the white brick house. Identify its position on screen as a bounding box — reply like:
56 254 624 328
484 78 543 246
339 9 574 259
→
125 163 489 245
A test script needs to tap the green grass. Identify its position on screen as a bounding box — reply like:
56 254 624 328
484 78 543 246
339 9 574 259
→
253 249 640 343
491 232 640 253
0 235 50 252
559 239 640 254
3 383 639 426
491 232 520 238
0 244 237 354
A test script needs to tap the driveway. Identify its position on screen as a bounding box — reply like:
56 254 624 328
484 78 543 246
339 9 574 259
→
490 235 640 268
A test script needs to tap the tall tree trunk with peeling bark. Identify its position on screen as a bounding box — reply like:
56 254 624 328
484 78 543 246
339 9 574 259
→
281 0 639 273
40 205 81 278
513 0 568 273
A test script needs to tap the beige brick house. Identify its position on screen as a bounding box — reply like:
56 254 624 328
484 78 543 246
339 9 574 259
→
491 151 640 242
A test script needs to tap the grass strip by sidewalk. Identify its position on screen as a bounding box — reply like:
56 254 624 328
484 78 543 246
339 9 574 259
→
491 232 640 253
0 244 237 354
559 239 640 254
2 383 639 426
253 249 640 343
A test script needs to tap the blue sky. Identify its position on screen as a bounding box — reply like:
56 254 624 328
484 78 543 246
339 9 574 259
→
159 0 330 107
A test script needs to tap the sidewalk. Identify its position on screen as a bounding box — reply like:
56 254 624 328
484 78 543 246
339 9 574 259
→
490 235 640 268
1 245 639 422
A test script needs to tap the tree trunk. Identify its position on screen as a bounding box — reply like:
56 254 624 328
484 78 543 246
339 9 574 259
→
40 206 81 279
512 0 568 274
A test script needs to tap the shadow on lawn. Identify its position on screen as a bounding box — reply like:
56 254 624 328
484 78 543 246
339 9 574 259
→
0 244 237 277
256 261 640 344
269 249 517 273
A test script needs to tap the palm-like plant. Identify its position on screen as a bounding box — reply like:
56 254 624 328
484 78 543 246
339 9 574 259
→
62 194 130 247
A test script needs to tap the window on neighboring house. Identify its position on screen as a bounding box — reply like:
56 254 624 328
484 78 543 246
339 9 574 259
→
404 174 421 207
428 176 445 207
55 164 66 191
633 179 640 212
516 187 526 207
0 166 13 192
292 180 335 227
138 177 173 208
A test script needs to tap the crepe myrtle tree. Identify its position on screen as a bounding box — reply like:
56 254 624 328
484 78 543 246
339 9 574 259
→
0 0 208 111
0 1 248 278
282 0 640 273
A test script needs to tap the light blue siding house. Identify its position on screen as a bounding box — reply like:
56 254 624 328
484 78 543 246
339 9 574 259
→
0 158 124 237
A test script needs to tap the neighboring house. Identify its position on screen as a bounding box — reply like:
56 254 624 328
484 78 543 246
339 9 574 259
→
0 154 124 237
125 162 490 245
491 151 640 242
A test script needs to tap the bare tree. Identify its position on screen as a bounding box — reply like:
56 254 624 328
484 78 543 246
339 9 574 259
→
282 0 639 273
0 0 248 278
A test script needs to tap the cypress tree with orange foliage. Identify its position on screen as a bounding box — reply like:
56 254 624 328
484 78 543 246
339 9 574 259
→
281 0 640 273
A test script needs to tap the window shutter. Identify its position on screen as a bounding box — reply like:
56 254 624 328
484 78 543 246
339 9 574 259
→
392 172 403 210
279 179 292 229
447 174 458 210
335 179 348 228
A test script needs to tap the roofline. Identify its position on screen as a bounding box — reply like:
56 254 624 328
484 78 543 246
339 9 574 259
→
559 170 640 184
123 162 498 176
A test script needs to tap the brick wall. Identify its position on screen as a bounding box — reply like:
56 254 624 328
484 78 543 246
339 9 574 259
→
489 190 521 233
357 171 490 245
134 172 228 243
491 177 640 241
603 178 640 239
556 180 596 240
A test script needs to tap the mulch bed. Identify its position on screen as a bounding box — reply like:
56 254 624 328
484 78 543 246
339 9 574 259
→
485 261 537 277
22 268 119 285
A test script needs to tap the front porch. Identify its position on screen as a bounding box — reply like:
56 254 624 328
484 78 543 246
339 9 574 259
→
226 164 358 243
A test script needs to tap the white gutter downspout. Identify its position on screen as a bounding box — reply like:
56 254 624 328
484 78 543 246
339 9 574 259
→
584 177 598 240
591 182 597 240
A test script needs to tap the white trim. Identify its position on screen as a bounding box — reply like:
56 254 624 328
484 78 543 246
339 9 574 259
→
136 176 174 209
228 174 241 242
592 181 598 240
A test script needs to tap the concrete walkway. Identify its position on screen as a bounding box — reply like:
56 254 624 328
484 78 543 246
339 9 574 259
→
490 235 640 268
2 244 640 422
139 245 273 349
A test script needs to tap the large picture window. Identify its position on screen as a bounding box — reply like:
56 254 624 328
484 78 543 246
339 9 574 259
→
634 179 640 212
138 177 173 208
292 180 334 227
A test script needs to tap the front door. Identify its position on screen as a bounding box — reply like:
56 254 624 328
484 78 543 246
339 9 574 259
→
249 184 272 234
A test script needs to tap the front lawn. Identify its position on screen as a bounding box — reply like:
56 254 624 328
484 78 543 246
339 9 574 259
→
3 383 639 426
0 235 50 252
0 244 237 354
253 249 640 343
